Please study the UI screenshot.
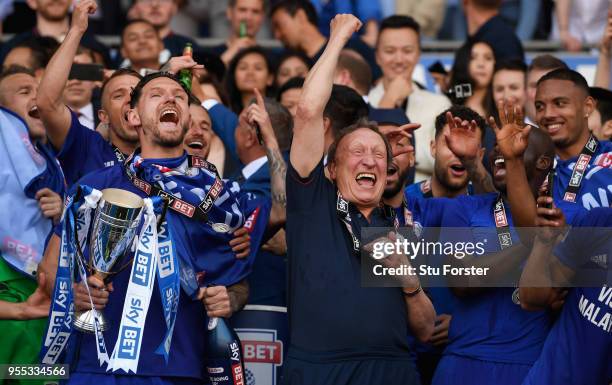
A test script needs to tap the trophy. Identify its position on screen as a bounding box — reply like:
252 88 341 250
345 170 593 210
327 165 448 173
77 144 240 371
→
73 188 144 333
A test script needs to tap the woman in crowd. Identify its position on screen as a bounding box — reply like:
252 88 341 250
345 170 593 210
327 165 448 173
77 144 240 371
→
448 40 496 118
225 46 274 113
274 50 312 88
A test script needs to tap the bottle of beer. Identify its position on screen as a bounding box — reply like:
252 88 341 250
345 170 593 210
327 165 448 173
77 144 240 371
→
239 21 247 38
204 316 246 385
179 43 193 92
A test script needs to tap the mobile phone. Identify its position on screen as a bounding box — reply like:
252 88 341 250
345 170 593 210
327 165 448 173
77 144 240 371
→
254 122 264 146
543 171 555 209
68 63 104 81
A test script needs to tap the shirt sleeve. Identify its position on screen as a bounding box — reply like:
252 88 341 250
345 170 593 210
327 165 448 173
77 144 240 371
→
286 158 329 214
207 103 240 164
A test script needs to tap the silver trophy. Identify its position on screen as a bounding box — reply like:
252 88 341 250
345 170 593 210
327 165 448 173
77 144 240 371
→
73 188 144 333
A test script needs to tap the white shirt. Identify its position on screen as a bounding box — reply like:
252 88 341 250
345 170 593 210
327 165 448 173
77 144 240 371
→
552 0 612 45
242 156 268 180
77 103 95 130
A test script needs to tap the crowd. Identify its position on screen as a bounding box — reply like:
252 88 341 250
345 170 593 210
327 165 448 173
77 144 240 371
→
0 0 611 385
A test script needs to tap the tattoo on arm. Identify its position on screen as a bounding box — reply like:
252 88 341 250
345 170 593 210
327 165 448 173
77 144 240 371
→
266 147 287 208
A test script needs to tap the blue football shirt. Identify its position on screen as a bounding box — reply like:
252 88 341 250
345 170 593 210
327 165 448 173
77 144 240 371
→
523 207 612 385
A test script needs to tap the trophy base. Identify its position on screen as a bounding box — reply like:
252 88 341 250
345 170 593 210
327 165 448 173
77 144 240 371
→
73 309 109 333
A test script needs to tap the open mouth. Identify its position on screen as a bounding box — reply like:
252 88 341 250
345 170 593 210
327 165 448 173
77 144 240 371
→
28 106 40 120
356 172 376 187
160 107 179 125
493 156 506 178
187 140 204 149
449 163 466 177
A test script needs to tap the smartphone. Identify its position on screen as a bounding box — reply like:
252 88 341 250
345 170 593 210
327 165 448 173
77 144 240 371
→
68 63 104 81
543 171 555 209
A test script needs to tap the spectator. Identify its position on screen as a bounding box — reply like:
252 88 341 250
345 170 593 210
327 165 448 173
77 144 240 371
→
369 15 451 182
491 59 528 122
63 47 98 130
1 36 59 80
277 76 304 118
588 87 612 140
120 19 164 74
225 46 273 113
525 54 568 126
463 0 524 61
270 0 382 79
333 48 372 98
210 0 267 66
553 0 610 52
396 0 448 39
310 0 381 37
274 50 312 88
131 0 197 56
0 0 109 66
448 40 495 118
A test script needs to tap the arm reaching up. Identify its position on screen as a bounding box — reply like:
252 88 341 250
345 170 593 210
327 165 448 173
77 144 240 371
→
36 0 98 151
290 14 362 177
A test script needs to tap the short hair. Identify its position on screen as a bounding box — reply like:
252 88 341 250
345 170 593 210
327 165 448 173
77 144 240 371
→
527 54 568 73
129 71 188 108
590 87 612 124
270 0 318 26
263 98 293 151
324 85 369 138
337 49 372 95
494 59 527 74
378 15 421 37
277 76 304 100
121 18 159 46
472 0 502 10
434 105 487 141
327 118 393 167
0 65 35 83
537 68 589 95
3 36 59 71
100 68 142 100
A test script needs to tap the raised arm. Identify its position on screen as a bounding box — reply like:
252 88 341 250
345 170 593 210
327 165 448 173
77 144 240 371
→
489 100 535 228
36 0 97 151
247 89 287 231
290 14 362 177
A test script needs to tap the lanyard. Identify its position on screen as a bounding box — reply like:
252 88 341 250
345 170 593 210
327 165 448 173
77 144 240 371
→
493 195 512 250
563 134 599 203
123 151 223 223
112 144 126 164
335 191 402 254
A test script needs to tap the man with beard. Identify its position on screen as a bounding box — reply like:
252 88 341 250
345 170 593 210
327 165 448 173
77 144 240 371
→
283 14 434 385
40 72 249 383
37 0 201 186
405 106 486 200
430 110 558 385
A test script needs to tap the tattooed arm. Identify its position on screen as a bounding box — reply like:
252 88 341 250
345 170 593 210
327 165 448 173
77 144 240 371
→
246 89 287 233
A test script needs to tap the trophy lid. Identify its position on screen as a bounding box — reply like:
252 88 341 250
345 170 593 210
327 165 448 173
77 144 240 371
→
101 188 144 209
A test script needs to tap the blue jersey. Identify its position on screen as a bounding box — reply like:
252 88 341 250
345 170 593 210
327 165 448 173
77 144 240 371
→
523 207 612 385
59 158 247 379
554 140 612 221
440 193 552 365
405 179 474 200
55 111 120 187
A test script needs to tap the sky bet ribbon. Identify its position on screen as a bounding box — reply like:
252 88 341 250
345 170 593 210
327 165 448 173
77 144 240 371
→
41 186 102 364
109 198 158 373
154 216 181 363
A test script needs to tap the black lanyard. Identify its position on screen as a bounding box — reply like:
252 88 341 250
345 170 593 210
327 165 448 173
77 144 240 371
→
123 151 223 222
493 195 512 250
112 144 126 164
563 134 599 203
335 191 404 254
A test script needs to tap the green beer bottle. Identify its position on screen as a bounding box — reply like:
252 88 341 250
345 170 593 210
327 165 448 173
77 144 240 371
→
179 43 193 92
239 21 247 38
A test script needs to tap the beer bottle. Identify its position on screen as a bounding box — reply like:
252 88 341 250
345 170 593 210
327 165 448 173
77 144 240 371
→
239 21 247 38
204 316 246 385
179 43 193 92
